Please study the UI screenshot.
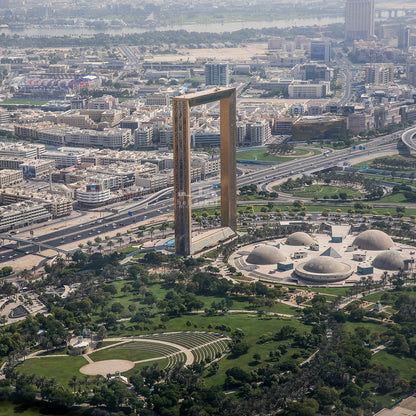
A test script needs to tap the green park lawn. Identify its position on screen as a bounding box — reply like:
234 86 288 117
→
308 287 351 296
344 319 390 337
236 147 320 162
354 155 416 172
89 346 162 362
17 356 88 386
0 99 48 105
287 184 362 199
372 350 416 380
104 281 296 317
122 358 169 378
203 315 313 387
105 280 300 318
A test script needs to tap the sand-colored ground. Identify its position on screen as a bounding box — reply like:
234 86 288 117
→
146 42 268 62
80 359 134 376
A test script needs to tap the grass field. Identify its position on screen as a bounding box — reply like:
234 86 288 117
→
203 315 312 387
354 155 416 173
373 350 416 380
89 347 161 362
0 99 48 105
194 203 416 217
122 358 169 378
375 192 409 204
344 319 390 336
236 147 320 163
288 184 362 199
17 356 88 386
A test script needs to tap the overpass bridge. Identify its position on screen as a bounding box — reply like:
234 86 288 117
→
375 4 416 18
0 234 70 255
401 127 416 154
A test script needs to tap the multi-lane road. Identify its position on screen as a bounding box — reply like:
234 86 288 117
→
0 129 412 263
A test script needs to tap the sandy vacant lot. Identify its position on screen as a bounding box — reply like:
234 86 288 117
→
146 42 269 62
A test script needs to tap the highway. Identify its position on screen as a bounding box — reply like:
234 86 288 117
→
400 127 416 153
0 128 409 262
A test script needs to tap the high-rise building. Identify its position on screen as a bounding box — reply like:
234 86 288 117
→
205 63 229 86
310 40 331 63
398 26 410 50
407 62 416 87
365 64 394 85
345 0 375 42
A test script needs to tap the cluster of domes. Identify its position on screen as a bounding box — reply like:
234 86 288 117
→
353 230 394 251
372 250 405 271
241 229 409 284
246 245 286 265
286 232 315 246
295 257 353 282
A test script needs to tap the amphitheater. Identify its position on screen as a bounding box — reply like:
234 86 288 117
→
230 228 416 286
17 331 231 380
79 331 231 376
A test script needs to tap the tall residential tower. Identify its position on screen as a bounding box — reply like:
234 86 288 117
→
205 63 229 86
345 0 375 42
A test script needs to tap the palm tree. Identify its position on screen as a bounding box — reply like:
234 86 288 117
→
69 375 78 393
107 240 114 251
86 240 93 255
160 221 169 238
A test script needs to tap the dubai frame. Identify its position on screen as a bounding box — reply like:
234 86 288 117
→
173 88 237 255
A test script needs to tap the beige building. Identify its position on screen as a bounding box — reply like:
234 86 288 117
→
136 173 167 190
0 169 23 187
0 188 73 218
365 64 394 85
0 201 51 232
345 0 375 42
347 112 374 134
288 81 331 98
19 159 55 177
146 93 170 106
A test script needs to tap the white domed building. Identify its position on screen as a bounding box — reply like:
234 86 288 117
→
229 226 415 286
353 230 394 251
295 257 353 282
286 232 315 246
246 245 286 265
372 250 405 271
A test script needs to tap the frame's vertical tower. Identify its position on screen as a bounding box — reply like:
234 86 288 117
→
220 92 237 231
173 98 192 255
173 88 237 256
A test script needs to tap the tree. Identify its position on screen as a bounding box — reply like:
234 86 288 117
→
20 269 31 281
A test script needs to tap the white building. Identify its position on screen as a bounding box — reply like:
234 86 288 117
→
288 81 331 98
76 186 111 207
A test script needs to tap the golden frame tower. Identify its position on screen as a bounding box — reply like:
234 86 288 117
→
173 88 237 255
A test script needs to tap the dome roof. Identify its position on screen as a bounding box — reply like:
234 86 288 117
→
295 257 352 282
246 245 286 265
353 230 394 251
373 250 405 271
286 232 315 246
302 257 347 274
